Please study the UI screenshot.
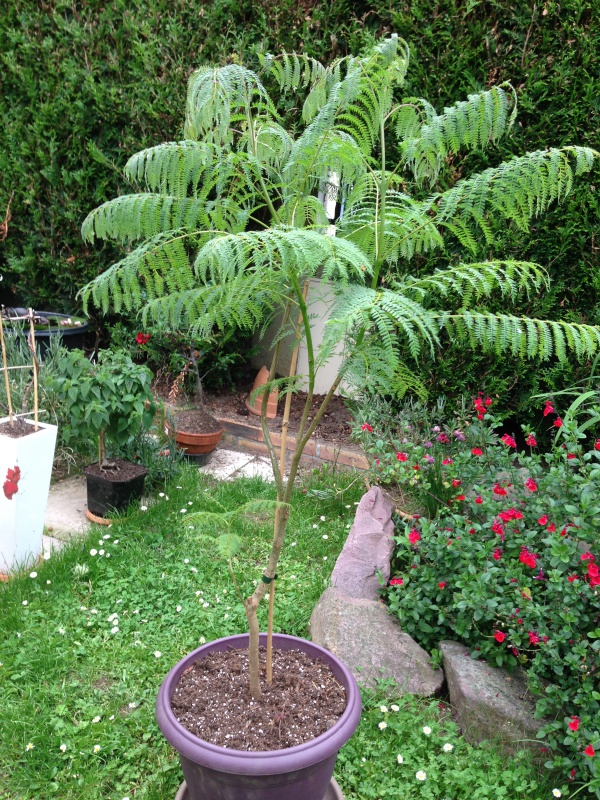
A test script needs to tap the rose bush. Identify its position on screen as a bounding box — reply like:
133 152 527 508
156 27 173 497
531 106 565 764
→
359 399 600 794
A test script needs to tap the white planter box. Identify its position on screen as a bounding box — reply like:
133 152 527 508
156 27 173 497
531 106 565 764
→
0 418 57 575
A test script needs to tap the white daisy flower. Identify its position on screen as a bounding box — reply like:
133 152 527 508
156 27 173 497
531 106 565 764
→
552 791 562 798
443 743 453 752
29 571 37 579
140 505 148 511
391 704 399 712
422 726 432 735
154 651 162 658
312 523 318 529
90 549 97 556
416 770 426 781
320 515 326 521
322 534 328 540
93 745 101 753
25 742 34 751
92 716 101 723
98 549 105 556
59 743 67 752
396 754 403 764
380 705 388 713
378 721 387 730
46 580 51 585
128 702 137 709
176 606 182 612
22 600 28 606
184 558 190 564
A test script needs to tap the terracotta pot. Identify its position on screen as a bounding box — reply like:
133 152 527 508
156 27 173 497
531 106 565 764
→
172 427 223 455
156 633 361 800
245 365 278 419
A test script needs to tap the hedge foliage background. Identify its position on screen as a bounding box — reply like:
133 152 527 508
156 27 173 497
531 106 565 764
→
0 0 599 416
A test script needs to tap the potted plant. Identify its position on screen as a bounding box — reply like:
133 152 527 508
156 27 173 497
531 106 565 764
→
79 36 599 799
0 310 58 577
48 348 156 522
165 343 223 465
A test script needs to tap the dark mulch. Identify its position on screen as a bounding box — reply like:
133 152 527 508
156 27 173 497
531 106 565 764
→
172 407 223 435
84 459 148 481
0 417 39 438
205 384 357 446
171 646 347 751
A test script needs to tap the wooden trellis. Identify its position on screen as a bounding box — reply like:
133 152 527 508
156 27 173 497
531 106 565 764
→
0 308 40 430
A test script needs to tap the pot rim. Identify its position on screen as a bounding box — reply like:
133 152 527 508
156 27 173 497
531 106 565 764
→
156 632 362 775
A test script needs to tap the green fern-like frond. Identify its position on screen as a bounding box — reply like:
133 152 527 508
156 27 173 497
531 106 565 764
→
401 84 517 184
125 141 214 196
440 311 600 362
81 194 210 244
401 260 548 305
184 64 273 143
435 146 599 245
80 231 199 314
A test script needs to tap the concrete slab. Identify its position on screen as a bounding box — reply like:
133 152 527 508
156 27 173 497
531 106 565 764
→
198 448 255 480
234 457 275 482
45 475 90 541
42 534 65 559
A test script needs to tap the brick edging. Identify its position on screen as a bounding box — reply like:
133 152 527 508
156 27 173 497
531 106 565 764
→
217 416 369 470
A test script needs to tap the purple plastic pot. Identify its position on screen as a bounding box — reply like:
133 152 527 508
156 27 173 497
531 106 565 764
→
156 633 362 800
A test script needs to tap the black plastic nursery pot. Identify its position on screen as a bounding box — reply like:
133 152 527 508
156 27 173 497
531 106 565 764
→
84 460 148 518
156 633 362 800
3 310 92 358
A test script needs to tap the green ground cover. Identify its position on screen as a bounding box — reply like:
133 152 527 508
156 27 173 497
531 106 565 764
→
0 466 555 799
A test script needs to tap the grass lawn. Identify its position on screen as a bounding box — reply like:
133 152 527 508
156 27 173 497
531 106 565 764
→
0 465 559 799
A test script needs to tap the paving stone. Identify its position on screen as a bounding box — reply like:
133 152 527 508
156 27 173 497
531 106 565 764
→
45 475 89 541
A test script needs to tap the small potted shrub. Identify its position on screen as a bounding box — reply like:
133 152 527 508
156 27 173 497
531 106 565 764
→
165 343 223 464
49 348 156 521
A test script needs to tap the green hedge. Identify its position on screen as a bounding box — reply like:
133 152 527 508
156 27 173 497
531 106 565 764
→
0 0 598 413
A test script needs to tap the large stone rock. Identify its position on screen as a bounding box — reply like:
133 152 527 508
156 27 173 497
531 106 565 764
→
440 640 544 754
310 587 444 694
329 485 395 600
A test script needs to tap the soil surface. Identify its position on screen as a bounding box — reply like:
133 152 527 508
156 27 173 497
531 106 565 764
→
0 418 39 438
84 459 148 481
172 646 347 751
172 407 223 435
205 383 357 446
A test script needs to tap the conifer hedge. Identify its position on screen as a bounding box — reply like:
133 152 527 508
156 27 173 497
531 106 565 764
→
0 0 598 411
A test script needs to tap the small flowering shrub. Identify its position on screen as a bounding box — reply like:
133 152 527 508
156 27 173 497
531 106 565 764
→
361 398 600 795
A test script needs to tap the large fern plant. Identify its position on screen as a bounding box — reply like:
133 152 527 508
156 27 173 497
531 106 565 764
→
80 36 599 700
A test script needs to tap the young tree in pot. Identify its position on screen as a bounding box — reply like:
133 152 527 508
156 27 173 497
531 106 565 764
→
49 348 156 519
79 34 600 796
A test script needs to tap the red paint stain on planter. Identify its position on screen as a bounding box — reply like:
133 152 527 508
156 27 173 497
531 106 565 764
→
3 465 21 500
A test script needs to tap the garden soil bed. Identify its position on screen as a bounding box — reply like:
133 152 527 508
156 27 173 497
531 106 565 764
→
171 646 346 751
204 383 357 447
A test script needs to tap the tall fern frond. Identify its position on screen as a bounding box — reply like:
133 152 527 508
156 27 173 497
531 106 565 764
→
124 141 214 196
400 260 548 305
81 195 210 244
184 64 273 143
80 232 198 314
440 312 600 362
401 83 518 184
193 228 370 288
435 146 599 242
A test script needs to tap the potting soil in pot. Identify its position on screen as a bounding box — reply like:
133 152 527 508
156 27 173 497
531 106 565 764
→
171 646 347 751
174 409 223 434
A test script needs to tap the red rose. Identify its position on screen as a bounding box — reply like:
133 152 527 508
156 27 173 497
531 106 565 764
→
361 423 373 432
567 574 578 582
396 451 407 461
525 477 537 492
471 447 483 456
584 744 596 757
537 515 548 525
408 529 421 545
135 332 151 345
554 417 563 428
595 439 600 451
528 630 540 645
525 434 537 446
493 483 508 496
438 581 446 589
543 401 555 416
475 496 483 504
492 548 502 560
519 548 537 569
389 577 403 586
568 716 580 732
493 630 506 643
442 457 453 465
501 434 517 448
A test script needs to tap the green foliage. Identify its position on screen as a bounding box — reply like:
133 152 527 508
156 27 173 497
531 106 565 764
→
47 348 156 465
337 693 557 800
368 400 600 794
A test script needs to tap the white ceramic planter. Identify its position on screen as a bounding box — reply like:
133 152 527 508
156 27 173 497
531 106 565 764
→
0 418 57 575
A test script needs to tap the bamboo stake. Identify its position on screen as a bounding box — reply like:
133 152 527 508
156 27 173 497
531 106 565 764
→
0 313 14 425
266 281 310 685
27 309 39 431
